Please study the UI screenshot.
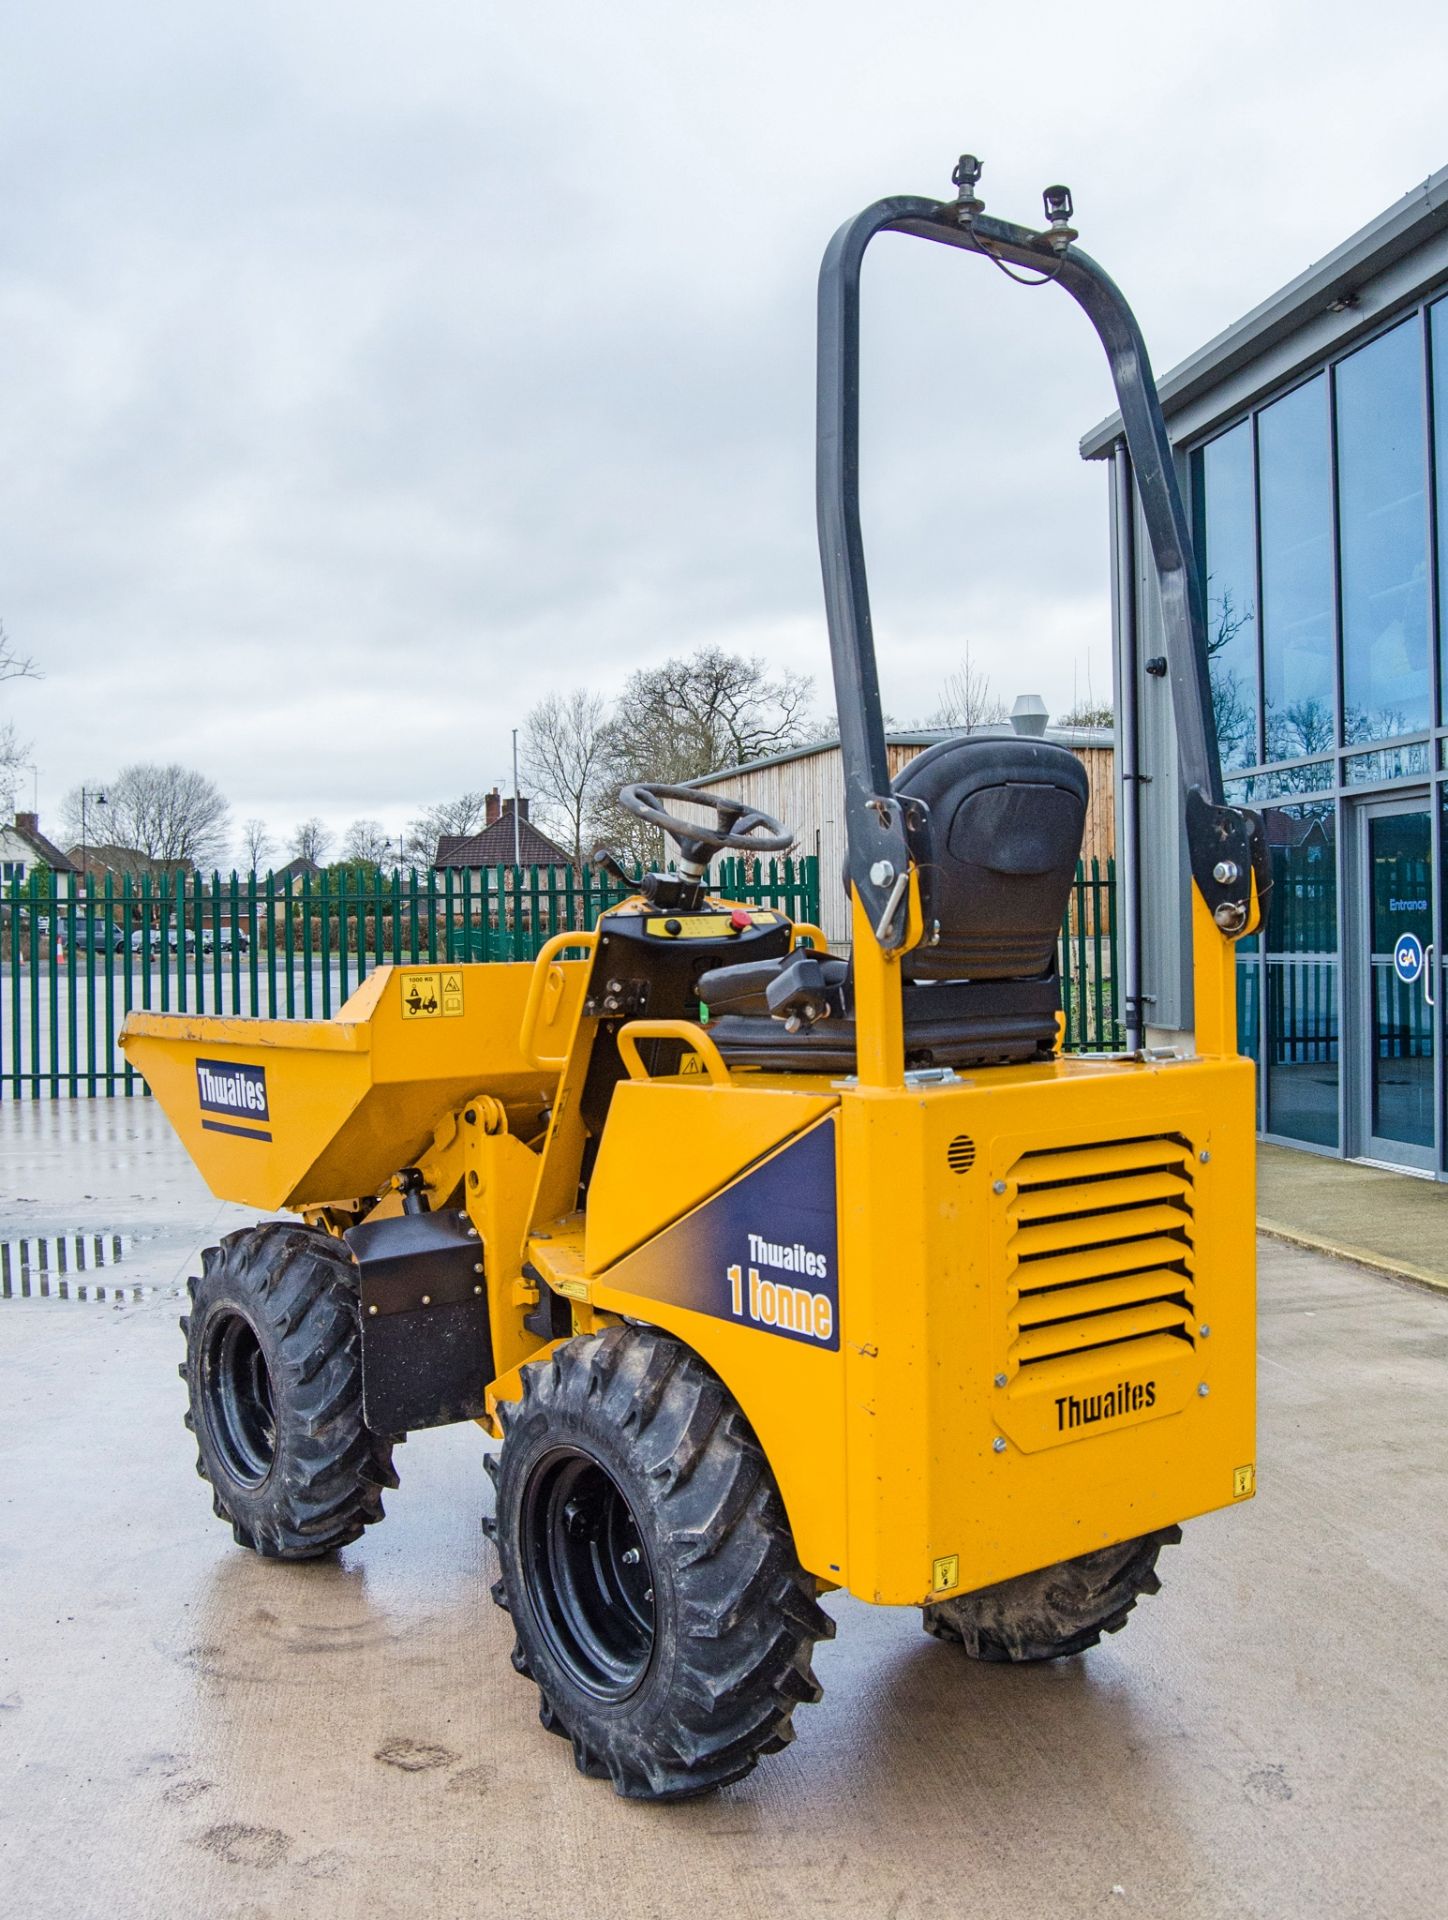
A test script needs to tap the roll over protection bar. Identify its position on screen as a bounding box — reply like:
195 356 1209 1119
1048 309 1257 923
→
816 176 1267 950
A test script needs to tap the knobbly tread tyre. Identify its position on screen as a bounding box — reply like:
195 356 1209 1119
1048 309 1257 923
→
180 1222 398 1559
921 1526 1181 1663
487 1324 834 1801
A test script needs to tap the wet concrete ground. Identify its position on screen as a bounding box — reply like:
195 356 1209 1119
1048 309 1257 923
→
3 1099 1446 1920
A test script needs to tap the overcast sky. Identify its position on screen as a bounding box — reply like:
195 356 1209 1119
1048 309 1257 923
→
3 0 1446 861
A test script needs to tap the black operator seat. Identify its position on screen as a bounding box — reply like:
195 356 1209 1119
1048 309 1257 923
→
699 734 1089 1072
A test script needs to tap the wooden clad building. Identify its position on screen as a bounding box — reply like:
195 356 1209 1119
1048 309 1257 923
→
699 725 1114 947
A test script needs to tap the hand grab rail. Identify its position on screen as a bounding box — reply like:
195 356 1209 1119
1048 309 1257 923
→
518 928 597 1071
616 1019 732 1088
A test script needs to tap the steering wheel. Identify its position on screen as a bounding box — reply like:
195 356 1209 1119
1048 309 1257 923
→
617 782 794 870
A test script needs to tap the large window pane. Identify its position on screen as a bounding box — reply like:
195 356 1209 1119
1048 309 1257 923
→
1338 319 1429 742
1432 299 1448 715
1259 376 1334 761
1264 800 1338 1146
1193 422 1259 771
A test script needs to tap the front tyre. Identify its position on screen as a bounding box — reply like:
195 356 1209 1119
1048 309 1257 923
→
922 1527 1180 1663
488 1326 834 1800
181 1223 398 1558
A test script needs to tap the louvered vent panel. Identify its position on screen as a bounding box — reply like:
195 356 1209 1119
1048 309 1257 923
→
1005 1135 1196 1374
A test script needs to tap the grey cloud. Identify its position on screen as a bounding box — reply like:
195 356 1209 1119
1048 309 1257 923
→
2 0 1445 849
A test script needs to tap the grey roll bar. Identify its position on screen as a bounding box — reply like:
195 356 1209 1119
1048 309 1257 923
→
817 185 1261 950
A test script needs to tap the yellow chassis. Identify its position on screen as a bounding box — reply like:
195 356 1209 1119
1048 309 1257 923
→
123 887 1255 1611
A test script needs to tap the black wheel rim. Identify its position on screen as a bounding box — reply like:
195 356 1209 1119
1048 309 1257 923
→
520 1447 656 1701
201 1309 277 1489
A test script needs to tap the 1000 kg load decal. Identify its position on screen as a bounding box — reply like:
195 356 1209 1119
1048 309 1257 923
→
399 970 464 1019
601 1119 839 1350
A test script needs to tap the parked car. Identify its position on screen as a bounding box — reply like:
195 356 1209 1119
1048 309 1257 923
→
67 920 127 952
212 926 251 953
131 926 198 955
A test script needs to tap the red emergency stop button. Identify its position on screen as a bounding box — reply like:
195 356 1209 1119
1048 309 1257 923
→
729 910 751 931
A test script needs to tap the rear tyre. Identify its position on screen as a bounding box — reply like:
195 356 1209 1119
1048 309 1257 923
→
922 1527 1180 1663
487 1325 834 1800
180 1222 398 1559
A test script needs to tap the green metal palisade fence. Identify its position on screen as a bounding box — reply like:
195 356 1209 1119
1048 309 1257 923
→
0 854 1121 1096
0 858 815 1097
1058 856 1123 1054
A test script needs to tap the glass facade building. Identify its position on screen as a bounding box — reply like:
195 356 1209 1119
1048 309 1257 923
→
1087 168 1448 1176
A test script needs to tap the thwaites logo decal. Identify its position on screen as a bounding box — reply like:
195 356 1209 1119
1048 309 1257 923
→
196 1058 272 1142
603 1118 839 1350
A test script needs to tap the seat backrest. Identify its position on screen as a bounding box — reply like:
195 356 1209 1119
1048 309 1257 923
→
894 735 1088 985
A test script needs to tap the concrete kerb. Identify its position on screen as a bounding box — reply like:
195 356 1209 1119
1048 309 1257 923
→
1256 1218 1448 1298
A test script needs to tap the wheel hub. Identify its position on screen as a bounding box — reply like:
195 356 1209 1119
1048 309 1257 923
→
521 1448 655 1701
201 1308 277 1489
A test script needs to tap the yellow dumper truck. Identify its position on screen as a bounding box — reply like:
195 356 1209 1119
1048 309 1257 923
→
123 156 1265 1800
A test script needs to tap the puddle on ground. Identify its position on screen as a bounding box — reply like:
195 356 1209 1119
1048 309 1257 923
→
0 1230 165 1303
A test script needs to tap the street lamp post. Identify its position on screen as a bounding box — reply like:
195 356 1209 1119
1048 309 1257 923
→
511 728 521 868
79 788 107 898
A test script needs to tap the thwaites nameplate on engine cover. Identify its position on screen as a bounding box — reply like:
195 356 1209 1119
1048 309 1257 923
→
602 1118 839 1350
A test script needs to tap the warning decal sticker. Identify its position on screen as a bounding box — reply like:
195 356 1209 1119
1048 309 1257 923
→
400 971 464 1020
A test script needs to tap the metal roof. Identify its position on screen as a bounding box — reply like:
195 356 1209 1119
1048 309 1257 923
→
1081 162 1448 460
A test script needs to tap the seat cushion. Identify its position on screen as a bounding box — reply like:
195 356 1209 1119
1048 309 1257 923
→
707 977 1061 1074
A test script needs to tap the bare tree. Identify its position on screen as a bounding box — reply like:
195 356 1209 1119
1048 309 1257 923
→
404 791 493 867
597 648 812 862
1204 586 1256 771
289 817 333 865
522 689 609 867
929 651 1007 730
342 818 393 867
62 763 230 870
239 818 274 873
0 621 40 814
608 647 812 776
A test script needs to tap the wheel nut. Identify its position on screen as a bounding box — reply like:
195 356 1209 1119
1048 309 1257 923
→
1198 1383 1210 1397
367 1303 378 1317
622 1547 641 1565
994 1373 1007 1388
992 1436 1007 1454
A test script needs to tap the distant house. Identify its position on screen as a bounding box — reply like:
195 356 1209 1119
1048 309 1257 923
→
272 856 326 893
68 844 191 888
435 791 572 870
1 812 79 889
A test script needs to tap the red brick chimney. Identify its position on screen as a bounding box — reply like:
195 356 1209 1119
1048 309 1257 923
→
484 789 501 826
16 811 38 835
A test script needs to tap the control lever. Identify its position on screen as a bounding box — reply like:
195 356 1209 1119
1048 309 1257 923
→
590 846 637 891
765 952 844 1034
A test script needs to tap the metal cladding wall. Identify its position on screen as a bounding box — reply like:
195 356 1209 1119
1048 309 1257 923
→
704 731 1115 948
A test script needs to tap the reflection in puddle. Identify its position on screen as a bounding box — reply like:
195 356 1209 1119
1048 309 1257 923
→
0 1230 153 1302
